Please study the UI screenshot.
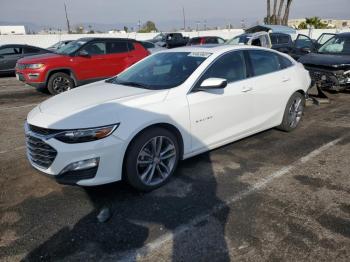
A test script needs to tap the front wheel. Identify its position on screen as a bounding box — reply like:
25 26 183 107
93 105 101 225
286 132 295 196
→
278 92 305 132
47 72 75 95
124 127 180 191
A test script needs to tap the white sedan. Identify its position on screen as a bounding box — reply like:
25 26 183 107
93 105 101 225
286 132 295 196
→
25 45 311 191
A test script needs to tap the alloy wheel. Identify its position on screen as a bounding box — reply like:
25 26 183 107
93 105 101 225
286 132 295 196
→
136 136 177 186
52 76 71 93
288 96 303 128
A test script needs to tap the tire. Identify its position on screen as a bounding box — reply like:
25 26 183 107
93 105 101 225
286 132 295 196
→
124 127 180 191
47 72 74 95
278 92 305 132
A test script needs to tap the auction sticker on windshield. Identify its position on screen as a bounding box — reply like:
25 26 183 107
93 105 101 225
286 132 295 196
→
188 52 212 58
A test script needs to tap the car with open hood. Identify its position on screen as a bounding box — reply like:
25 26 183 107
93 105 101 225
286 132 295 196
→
299 33 350 91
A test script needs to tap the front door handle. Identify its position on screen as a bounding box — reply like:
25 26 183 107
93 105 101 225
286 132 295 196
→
282 77 291 82
242 87 253 93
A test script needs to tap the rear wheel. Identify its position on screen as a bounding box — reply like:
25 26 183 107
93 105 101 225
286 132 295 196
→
278 92 305 132
124 127 180 191
47 72 74 95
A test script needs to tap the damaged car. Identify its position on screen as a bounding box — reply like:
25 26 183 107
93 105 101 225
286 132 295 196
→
299 32 350 91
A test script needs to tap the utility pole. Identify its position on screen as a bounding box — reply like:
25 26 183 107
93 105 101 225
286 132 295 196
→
64 3 71 33
137 20 142 32
182 6 186 31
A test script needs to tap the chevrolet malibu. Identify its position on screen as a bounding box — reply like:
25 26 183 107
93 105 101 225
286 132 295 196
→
25 45 311 191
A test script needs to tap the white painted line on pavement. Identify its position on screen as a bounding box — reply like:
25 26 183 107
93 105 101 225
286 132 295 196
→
119 137 343 262
0 103 37 111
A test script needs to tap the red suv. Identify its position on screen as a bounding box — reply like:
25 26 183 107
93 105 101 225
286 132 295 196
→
16 38 149 94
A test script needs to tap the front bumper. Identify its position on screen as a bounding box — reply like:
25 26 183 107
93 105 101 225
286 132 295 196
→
305 67 350 91
25 125 126 186
16 68 47 89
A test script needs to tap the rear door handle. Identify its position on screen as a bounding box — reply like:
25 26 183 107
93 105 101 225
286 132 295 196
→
282 77 291 82
242 87 253 93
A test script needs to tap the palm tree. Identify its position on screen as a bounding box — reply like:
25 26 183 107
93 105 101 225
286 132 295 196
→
271 0 278 24
266 0 271 24
305 17 328 29
282 0 293 25
277 0 285 24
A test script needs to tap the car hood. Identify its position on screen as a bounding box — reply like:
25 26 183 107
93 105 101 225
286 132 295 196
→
18 53 67 63
299 53 350 69
27 81 168 129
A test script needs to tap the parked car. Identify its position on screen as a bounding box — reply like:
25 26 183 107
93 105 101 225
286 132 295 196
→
299 32 350 91
147 33 189 48
16 37 149 94
188 36 226 45
139 41 166 54
47 40 73 51
0 44 51 75
226 32 272 48
25 45 310 191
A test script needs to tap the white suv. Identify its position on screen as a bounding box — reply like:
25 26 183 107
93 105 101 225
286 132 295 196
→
25 45 311 191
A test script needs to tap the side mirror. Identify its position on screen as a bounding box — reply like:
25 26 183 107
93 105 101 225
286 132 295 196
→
77 50 90 57
300 47 312 53
199 78 227 90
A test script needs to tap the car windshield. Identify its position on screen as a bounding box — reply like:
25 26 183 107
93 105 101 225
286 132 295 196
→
107 52 211 90
318 35 350 55
55 40 87 55
49 42 61 49
226 34 250 45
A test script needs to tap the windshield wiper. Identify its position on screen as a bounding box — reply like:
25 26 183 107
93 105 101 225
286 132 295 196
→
109 78 151 89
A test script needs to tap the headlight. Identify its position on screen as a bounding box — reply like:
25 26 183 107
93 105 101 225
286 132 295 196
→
54 124 119 143
26 63 45 69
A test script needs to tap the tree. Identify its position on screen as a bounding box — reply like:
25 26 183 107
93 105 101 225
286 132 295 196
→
298 21 307 29
138 21 158 33
276 0 285 24
265 0 293 25
266 0 271 24
123 26 128 33
305 17 328 29
282 0 293 25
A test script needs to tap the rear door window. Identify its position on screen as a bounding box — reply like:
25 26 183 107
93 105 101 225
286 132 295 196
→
189 38 201 45
248 50 281 76
106 41 128 54
278 35 290 44
141 42 154 49
0 47 22 56
23 47 41 54
82 42 106 55
205 37 219 44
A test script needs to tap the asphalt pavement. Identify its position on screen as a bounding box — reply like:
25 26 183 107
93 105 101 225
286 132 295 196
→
0 77 349 261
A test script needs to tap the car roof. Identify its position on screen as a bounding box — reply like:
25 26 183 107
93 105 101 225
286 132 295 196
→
77 37 137 42
0 44 44 49
338 32 350 37
163 44 270 54
246 24 296 34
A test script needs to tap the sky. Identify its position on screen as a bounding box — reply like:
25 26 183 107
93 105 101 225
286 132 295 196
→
0 0 349 31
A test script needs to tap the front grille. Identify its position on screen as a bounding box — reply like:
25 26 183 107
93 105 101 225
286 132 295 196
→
26 135 57 169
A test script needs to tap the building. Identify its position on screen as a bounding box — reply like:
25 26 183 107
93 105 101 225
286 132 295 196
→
288 19 350 29
0 25 26 35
